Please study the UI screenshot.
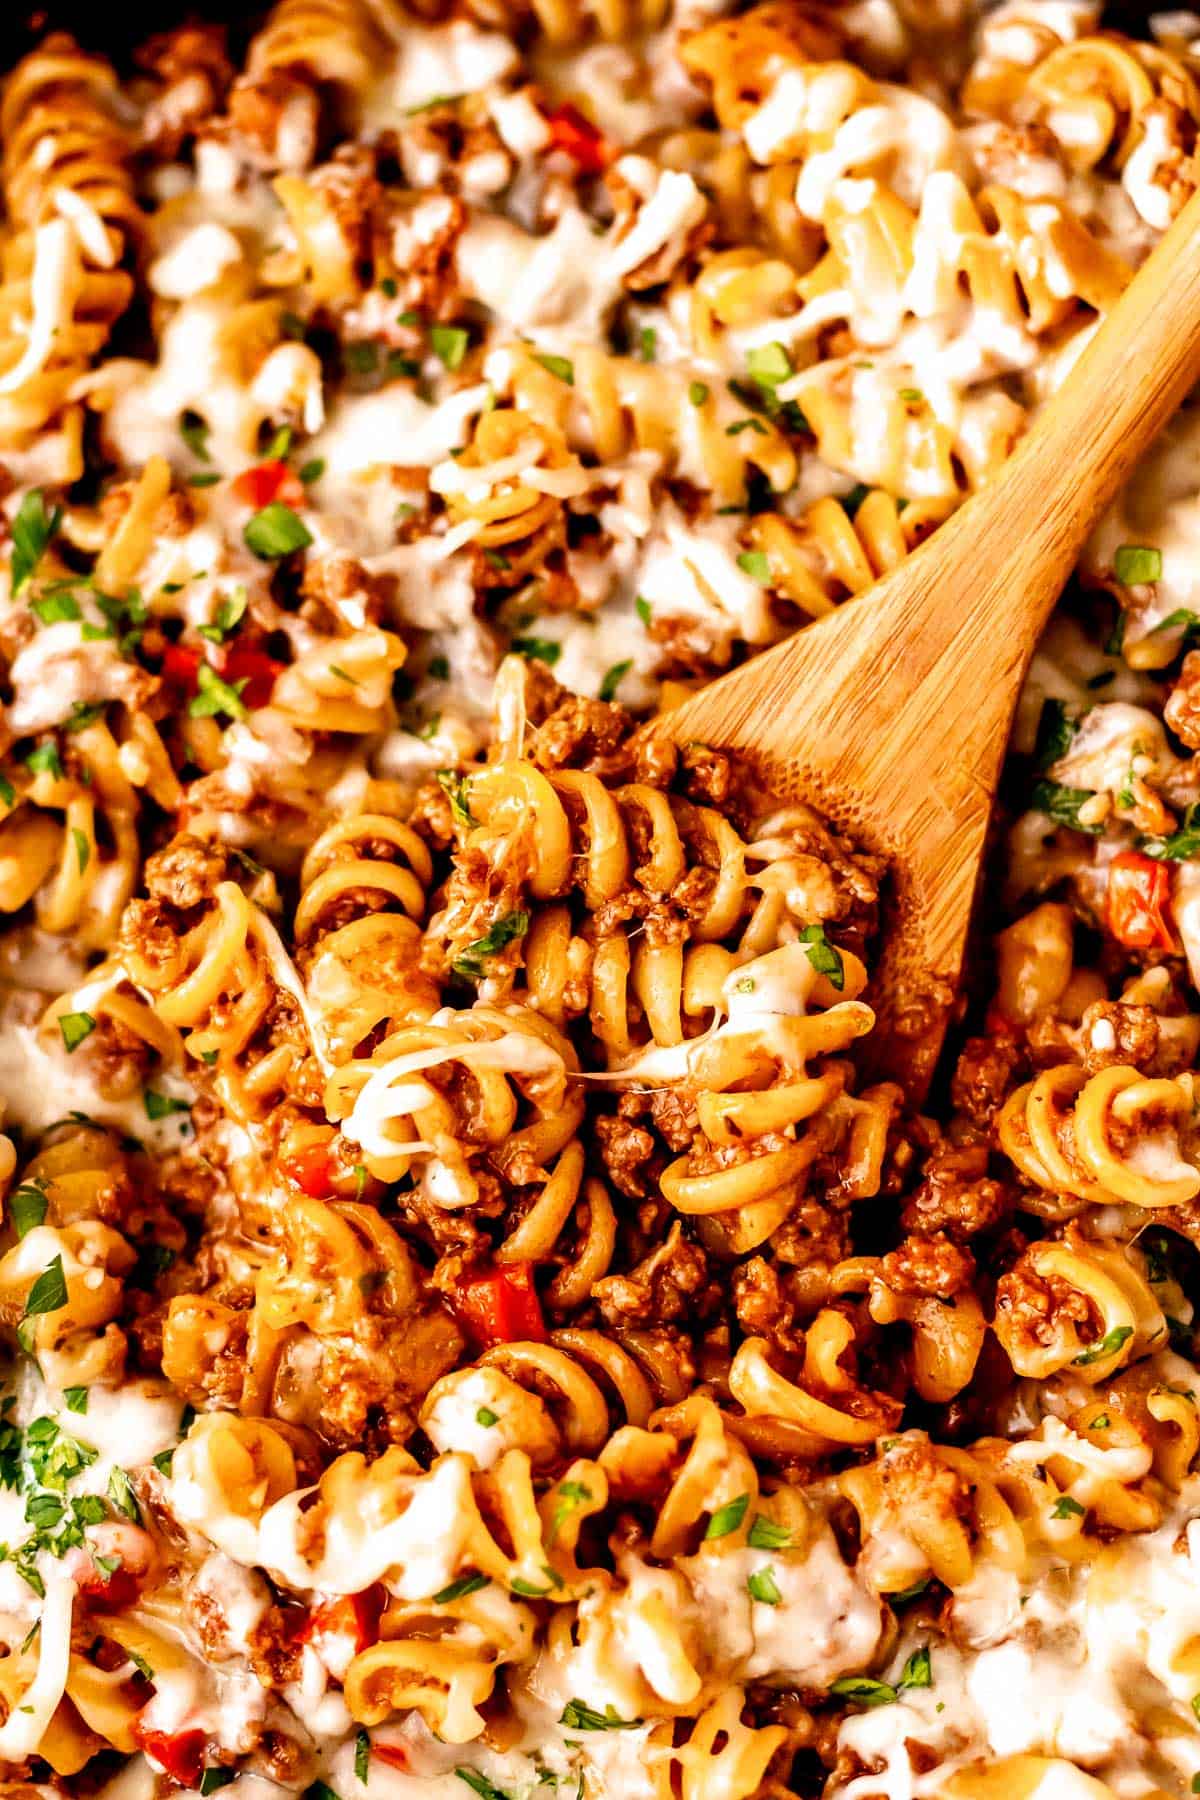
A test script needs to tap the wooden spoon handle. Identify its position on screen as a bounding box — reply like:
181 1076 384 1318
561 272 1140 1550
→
915 180 1200 645
685 181 1200 770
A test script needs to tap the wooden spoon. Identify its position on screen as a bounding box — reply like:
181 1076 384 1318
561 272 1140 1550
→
662 186 1200 1097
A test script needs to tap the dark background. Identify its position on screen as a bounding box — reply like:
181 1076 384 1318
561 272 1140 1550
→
0 0 1166 64
1 1 255 63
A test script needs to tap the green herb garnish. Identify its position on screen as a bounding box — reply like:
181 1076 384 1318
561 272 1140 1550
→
243 502 312 560
11 490 62 594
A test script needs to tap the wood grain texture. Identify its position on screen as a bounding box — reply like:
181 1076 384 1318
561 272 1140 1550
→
664 183 1200 1096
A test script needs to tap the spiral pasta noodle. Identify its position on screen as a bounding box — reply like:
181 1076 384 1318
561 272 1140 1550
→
2 7 1200 1798
997 1063 1200 1211
0 1124 141 1386
0 37 143 471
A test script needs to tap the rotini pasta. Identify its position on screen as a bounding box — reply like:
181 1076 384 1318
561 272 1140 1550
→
3 5 1200 1799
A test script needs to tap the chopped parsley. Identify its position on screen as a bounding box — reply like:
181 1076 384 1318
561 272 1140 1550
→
705 1493 749 1540
829 1676 898 1709
548 1479 592 1544
63 1387 88 1415
747 1565 782 1605
1033 697 1077 770
688 381 710 406
455 1772 512 1800
24 1256 67 1317
636 596 652 627
24 741 63 780
58 1012 95 1053
598 660 631 702
0 1416 102 1592
72 828 89 873
30 590 81 625
1142 1230 1175 1284
406 92 462 114
434 1572 491 1603
1113 544 1162 585
9 1181 48 1239
831 1648 932 1709
1153 607 1200 641
886 1577 930 1604
243 502 312 559
476 1407 499 1427
737 550 770 582
437 770 476 828
179 411 210 461
198 587 248 645
510 1574 555 1596
799 921 845 990
452 910 530 982
11 490 62 594
65 701 105 732
1139 803 1200 862
533 353 574 386
189 663 248 723
26 1418 95 1490
559 1700 641 1731
1073 1324 1133 1365
107 1466 141 1522
511 635 561 666
431 325 470 370
299 458 325 485
746 343 793 392
747 1514 791 1551
354 1730 371 1785
1028 778 1105 835
1051 1494 1086 1519
199 1773 237 1795
144 1091 191 1122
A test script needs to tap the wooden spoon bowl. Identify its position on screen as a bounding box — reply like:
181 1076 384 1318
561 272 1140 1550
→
663 186 1200 1096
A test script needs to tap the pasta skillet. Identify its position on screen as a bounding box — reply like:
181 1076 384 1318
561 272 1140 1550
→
3 7 1200 1800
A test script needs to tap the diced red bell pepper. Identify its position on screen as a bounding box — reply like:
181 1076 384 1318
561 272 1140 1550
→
280 1142 337 1198
160 643 202 698
1106 850 1175 951
301 1588 385 1666
983 1002 1018 1037
133 1724 206 1787
232 461 305 510
543 103 611 174
219 640 283 709
372 1743 411 1771
453 1262 546 1348
74 1555 140 1610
